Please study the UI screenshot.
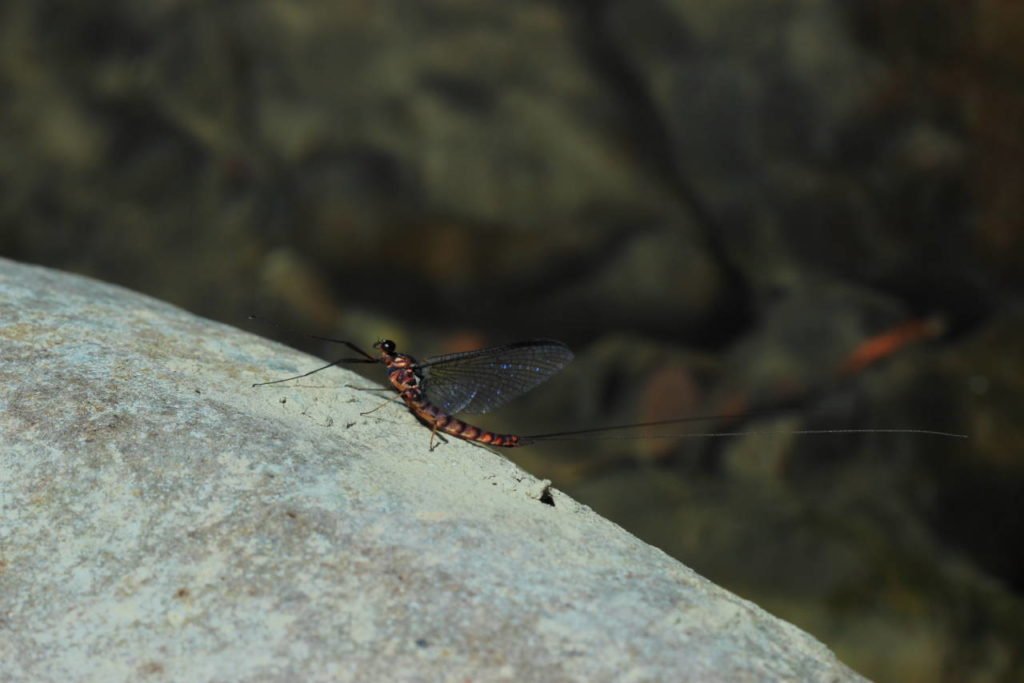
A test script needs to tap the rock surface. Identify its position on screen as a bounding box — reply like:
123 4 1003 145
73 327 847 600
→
0 258 864 681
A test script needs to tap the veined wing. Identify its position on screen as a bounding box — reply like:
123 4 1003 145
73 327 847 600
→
418 340 573 415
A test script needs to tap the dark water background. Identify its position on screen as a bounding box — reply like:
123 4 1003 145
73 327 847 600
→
2 1 1022 680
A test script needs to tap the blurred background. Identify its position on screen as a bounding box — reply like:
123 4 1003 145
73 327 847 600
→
2 0 1022 680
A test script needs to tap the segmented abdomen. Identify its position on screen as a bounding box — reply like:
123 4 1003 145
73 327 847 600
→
407 394 520 448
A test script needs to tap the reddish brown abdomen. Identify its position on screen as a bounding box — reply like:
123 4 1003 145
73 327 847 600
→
409 396 521 448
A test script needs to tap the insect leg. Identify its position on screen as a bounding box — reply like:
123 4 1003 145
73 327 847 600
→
428 425 449 452
253 356 378 387
360 399 397 416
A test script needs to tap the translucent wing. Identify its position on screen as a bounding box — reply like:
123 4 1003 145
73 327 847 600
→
417 340 574 415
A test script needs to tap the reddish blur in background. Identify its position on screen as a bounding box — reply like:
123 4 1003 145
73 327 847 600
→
2 2 1022 681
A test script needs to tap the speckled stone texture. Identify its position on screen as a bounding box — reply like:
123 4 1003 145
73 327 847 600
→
0 258 865 682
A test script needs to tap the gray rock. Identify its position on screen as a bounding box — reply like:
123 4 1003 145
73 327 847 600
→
0 258 865 682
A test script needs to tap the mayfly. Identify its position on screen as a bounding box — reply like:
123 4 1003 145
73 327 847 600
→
253 333 967 450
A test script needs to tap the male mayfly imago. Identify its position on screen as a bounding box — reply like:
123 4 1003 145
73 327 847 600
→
253 331 966 450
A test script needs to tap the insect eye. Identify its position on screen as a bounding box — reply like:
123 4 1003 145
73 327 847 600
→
381 339 396 353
